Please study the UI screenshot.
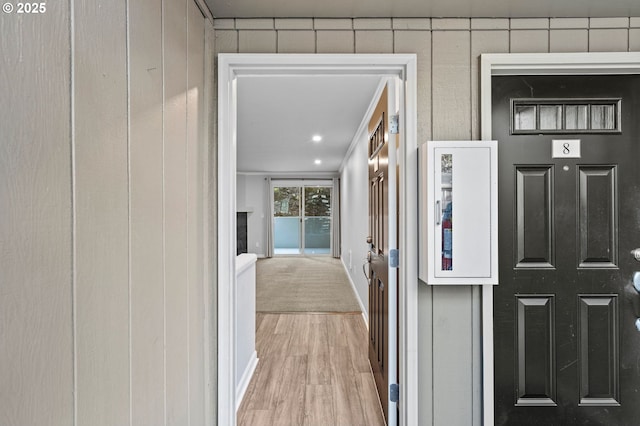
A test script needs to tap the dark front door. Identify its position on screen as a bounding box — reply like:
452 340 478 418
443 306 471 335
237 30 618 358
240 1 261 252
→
368 85 390 421
493 74 640 426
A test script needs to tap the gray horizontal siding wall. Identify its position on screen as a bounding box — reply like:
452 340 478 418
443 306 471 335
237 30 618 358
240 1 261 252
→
212 16 640 426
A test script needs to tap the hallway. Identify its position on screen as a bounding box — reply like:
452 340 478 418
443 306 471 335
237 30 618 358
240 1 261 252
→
237 313 385 426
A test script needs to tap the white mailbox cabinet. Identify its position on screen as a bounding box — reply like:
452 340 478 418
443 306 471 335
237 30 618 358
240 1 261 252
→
419 141 498 285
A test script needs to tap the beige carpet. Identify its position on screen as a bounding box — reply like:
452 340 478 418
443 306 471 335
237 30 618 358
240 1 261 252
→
256 256 362 313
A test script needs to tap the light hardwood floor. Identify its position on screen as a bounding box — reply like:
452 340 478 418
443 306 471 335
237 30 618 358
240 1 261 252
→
237 313 386 426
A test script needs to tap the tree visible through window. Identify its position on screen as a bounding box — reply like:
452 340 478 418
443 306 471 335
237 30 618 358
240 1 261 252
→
304 187 331 217
272 184 332 254
273 187 300 217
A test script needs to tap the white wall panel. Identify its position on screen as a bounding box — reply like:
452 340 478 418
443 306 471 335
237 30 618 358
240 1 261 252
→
393 18 431 30
316 31 355 53
246 175 268 256
471 18 509 30
590 17 630 28
431 32 475 425
550 29 588 52
394 30 432 143
129 0 165 423
510 29 550 52
433 286 474 425
164 0 190 423
236 18 274 30
340 130 370 314
215 30 239 54
0 3 73 425
278 30 316 53
432 30 471 139
275 18 313 29
74 0 130 423
187 3 207 423
632 29 640 51
354 18 392 30
550 18 589 29
239 30 277 53
432 18 470 30
355 30 394 53
2 1 210 425
313 18 353 30
204 19 218 425
471 30 509 139
589 29 629 51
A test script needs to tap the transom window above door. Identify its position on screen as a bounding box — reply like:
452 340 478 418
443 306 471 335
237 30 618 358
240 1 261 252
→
511 98 621 134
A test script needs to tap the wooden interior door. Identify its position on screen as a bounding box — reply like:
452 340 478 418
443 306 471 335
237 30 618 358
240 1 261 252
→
493 74 640 425
367 85 392 422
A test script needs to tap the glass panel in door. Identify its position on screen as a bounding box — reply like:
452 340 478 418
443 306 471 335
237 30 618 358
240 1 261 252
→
304 186 332 255
273 186 301 255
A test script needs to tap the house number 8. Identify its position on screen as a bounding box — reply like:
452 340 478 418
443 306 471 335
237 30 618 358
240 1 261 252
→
553 139 581 159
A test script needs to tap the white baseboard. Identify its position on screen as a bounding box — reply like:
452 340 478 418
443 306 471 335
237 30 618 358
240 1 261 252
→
235 352 259 411
340 257 368 326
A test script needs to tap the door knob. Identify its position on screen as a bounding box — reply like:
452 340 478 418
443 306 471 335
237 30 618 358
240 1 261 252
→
636 318 640 332
363 252 372 281
634 272 640 293
631 248 640 261
363 263 370 281
366 236 373 244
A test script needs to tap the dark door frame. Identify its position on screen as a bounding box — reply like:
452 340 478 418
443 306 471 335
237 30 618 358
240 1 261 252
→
481 52 640 426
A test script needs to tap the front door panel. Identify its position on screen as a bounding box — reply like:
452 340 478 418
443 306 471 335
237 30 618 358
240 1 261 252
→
493 75 640 425
368 86 390 421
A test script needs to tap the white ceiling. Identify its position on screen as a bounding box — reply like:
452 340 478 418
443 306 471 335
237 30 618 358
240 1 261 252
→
236 75 382 174
206 0 640 19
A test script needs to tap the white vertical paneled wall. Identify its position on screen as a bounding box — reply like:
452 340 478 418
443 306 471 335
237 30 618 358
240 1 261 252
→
0 3 73 425
74 2 130 423
214 16 639 426
187 2 206 423
1 1 212 425
129 0 165 423
164 0 190 423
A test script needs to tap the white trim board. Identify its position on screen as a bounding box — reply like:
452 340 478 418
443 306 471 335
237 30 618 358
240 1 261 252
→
217 53 418 426
235 352 258 411
480 51 640 426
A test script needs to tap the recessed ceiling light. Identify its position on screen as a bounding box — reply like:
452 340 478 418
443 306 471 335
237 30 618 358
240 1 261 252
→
314 159 322 165
312 135 322 142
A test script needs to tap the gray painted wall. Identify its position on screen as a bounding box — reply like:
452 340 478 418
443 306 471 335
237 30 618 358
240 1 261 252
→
1 1 213 425
213 16 640 426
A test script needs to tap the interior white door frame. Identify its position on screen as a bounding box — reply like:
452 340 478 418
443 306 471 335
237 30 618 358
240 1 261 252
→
217 53 418 426
480 51 640 426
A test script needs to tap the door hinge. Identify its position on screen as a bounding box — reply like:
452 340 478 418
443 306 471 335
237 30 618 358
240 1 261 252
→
390 383 399 403
390 249 399 268
389 114 399 134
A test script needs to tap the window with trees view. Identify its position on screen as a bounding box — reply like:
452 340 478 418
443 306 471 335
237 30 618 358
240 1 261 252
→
273 184 332 255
